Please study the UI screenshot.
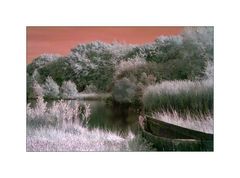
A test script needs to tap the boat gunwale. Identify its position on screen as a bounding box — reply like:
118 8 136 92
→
145 115 213 140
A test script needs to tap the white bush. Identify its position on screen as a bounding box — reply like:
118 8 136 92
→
33 81 44 97
43 76 60 98
115 56 146 76
60 81 79 98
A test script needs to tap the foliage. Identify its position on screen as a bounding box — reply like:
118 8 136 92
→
60 80 79 98
27 27 213 98
37 57 75 86
32 81 44 97
43 76 60 98
84 84 98 93
182 27 214 61
27 73 34 98
143 80 213 115
27 97 47 121
204 61 214 80
27 54 61 76
112 78 137 104
144 36 184 63
115 56 146 77
27 96 91 128
26 97 154 151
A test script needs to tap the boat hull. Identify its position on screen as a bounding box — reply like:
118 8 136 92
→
140 116 213 151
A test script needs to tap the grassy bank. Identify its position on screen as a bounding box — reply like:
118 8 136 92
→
26 126 154 151
143 80 213 115
26 97 154 151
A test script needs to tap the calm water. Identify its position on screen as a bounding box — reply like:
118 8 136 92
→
87 100 139 134
28 99 139 135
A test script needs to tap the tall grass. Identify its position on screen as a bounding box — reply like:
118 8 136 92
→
26 97 154 151
27 96 91 128
143 80 213 115
26 126 154 151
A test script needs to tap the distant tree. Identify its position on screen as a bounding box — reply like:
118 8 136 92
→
32 69 41 83
27 73 34 98
60 81 79 98
43 76 60 98
181 27 214 61
33 81 44 97
84 84 98 93
32 54 61 67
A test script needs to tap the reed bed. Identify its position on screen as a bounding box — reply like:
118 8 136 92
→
143 80 213 115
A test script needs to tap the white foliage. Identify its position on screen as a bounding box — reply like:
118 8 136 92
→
32 54 61 66
204 61 214 81
60 81 79 98
182 27 213 46
27 97 92 128
27 96 47 120
116 56 146 76
43 76 60 98
33 81 44 97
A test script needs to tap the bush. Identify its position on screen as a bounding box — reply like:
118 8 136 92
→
145 36 184 63
182 27 213 61
112 78 137 104
37 57 76 86
143 80 213 115
84 84 98 93
43 76 60 98
32 81 44 97
115 56 146 77
60 80 79 98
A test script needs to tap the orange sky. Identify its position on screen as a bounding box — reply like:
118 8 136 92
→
27 27 183 64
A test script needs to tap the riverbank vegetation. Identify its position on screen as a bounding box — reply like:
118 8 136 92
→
26 97 154 151
143 79 213 115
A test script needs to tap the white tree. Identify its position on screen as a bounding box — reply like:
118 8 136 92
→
181 27 214 61
32 69 41 82
33 81 44 97
43 76 60 98
32 54 61 67
60 81 79 98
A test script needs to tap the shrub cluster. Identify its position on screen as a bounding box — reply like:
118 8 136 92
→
27 76 79 99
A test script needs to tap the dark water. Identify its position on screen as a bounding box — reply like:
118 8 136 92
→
28 99 139 134
87 101 139 135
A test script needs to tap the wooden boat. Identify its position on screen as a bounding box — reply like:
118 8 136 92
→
139 115 213 151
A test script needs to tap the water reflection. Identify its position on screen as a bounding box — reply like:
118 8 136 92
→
87 101 139 135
